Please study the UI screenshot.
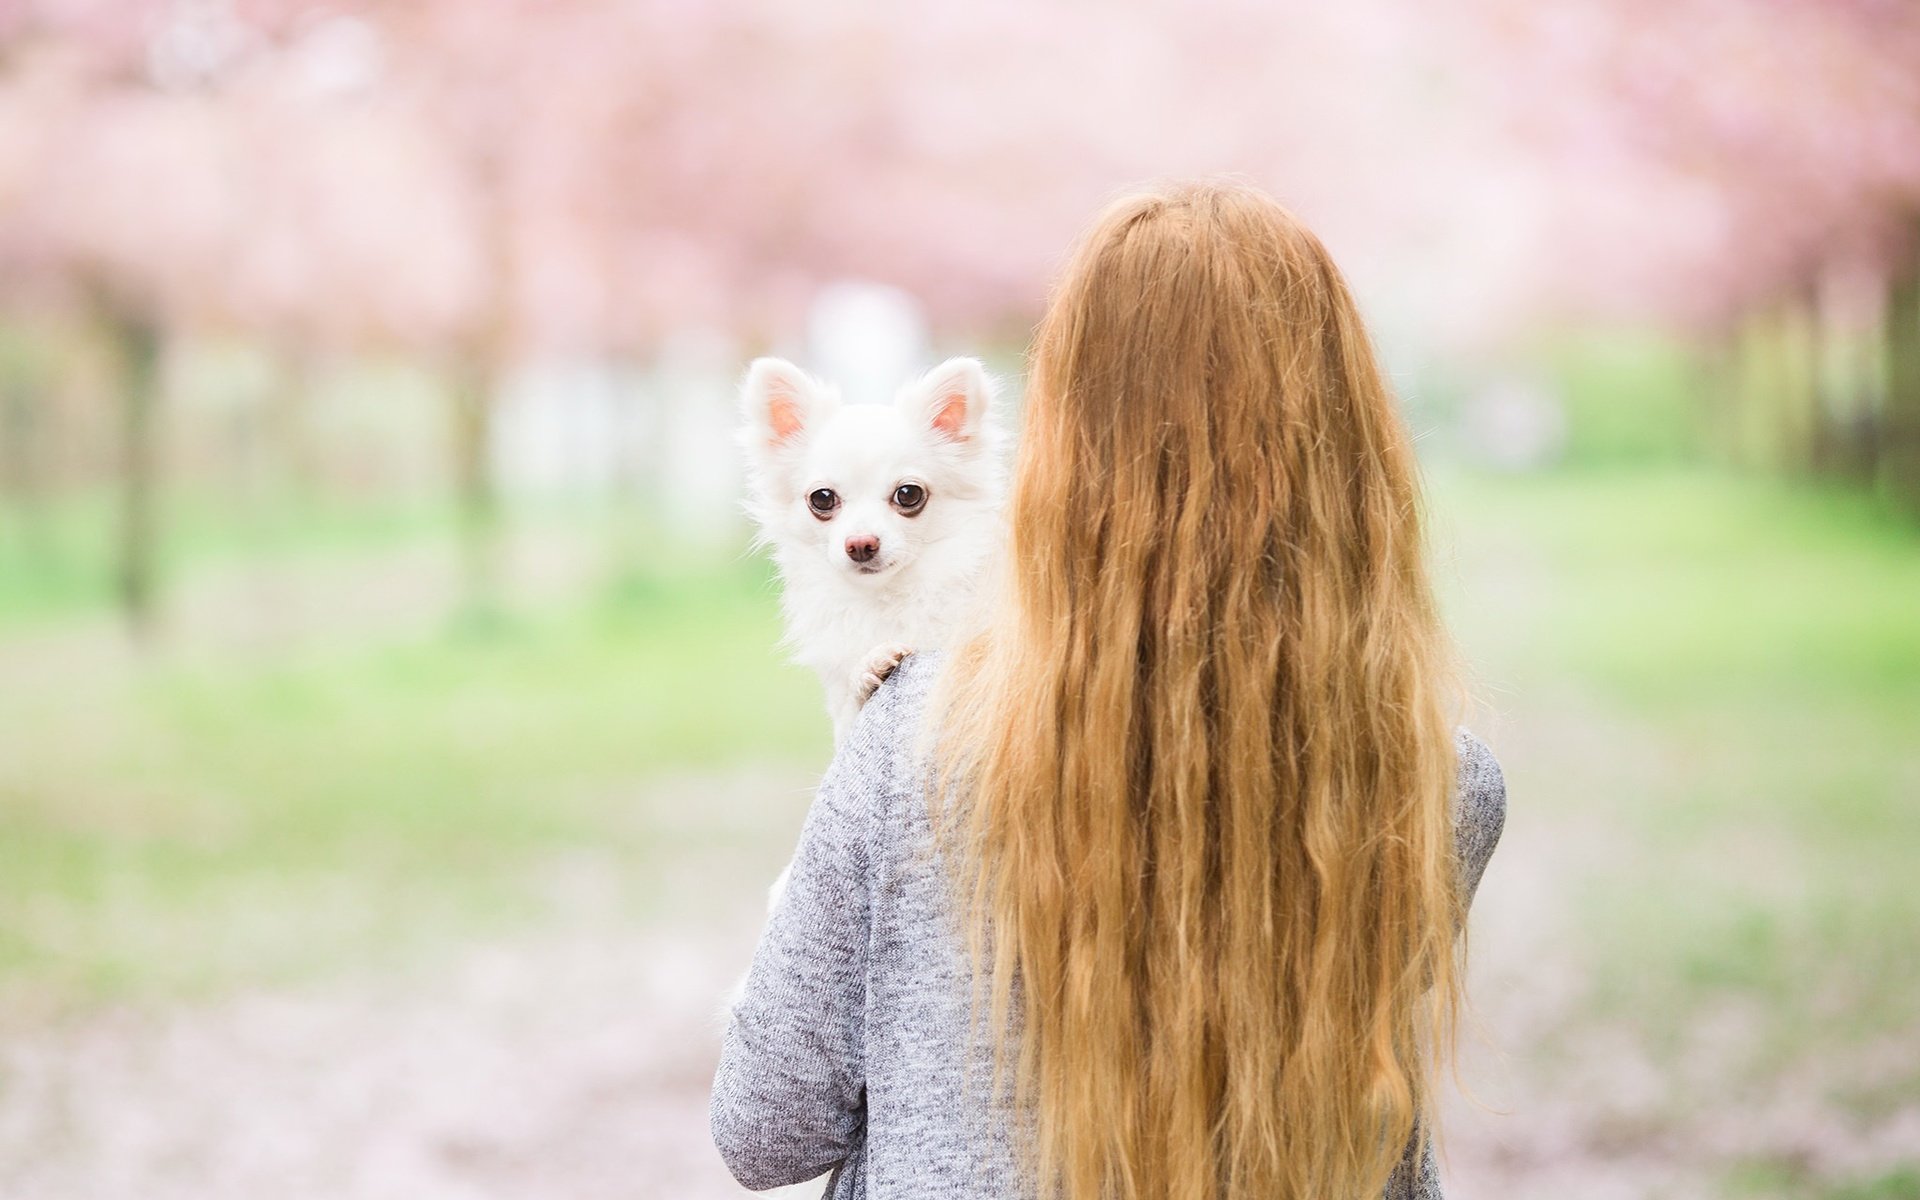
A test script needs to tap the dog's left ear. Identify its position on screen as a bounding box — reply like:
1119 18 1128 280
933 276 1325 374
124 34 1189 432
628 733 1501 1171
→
901 357 991 445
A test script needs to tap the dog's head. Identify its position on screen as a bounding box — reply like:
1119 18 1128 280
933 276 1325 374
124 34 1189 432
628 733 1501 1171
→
739 356 1000 584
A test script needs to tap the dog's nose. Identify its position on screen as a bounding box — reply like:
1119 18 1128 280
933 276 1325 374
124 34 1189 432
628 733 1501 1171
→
845 535 880 564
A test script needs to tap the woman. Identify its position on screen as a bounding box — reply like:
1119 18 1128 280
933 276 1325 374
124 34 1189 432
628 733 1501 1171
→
711 181 1506 1200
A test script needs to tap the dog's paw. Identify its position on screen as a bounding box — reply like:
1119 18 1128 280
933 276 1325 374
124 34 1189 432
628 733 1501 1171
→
854 643 914 706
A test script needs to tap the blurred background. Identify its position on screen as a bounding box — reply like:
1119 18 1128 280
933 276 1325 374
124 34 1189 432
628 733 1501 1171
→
0 1 1915 1197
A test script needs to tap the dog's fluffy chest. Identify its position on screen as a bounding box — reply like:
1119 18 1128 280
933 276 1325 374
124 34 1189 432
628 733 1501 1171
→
774 534 996 738
782 570 979 678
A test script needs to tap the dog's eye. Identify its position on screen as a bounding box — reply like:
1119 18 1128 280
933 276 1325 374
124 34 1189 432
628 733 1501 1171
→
891 483 927 515
807 488 839 519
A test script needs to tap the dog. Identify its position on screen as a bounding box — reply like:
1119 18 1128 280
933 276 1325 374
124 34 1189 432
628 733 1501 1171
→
737 355 1006 742
720 356 1005 1020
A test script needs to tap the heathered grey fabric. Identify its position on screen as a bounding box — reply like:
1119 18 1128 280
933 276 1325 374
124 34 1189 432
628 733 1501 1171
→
712 652 1507 1198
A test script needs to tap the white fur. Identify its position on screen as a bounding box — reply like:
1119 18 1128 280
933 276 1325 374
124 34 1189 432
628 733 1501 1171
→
720 356 1006 1026
738 355 1007 741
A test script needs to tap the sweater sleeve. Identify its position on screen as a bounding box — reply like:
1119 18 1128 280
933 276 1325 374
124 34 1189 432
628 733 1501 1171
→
1452 728 1508 911
710 688 894 1191
1384 730 1508 1200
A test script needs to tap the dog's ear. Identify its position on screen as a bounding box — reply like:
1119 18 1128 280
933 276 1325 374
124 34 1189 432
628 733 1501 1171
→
901 357 991 445
740 358 831 451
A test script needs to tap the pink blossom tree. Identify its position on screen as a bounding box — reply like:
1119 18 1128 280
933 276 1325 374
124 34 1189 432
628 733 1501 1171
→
5 0 1919 637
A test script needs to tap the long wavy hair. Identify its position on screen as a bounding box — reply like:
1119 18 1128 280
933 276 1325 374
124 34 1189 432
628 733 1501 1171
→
930 181 1468 1200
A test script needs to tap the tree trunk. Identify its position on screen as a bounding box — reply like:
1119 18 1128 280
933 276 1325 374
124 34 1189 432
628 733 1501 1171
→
1807 270 1879 482
103 301 163 638
606 358 654 587
1732 299 1823 473
1884 262 1920 514
0 376 59 593
450 350 501 615
1775 291 1822 473
272 341 321 500
0 382 28 497
1696 329 1741 465
1743 291 1812 474
1731 311 1776 469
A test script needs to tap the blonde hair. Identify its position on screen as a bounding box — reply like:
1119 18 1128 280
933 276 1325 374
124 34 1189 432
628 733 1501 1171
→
932 181 1467 1200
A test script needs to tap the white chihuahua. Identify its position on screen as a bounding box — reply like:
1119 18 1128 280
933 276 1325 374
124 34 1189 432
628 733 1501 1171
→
722 356 1003 1019
738 355 1006 741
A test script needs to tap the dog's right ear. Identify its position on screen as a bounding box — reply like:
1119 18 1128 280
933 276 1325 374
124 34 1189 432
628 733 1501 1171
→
740 358 830 452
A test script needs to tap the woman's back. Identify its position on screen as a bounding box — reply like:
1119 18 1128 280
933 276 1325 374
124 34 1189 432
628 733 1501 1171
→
715 180 1506 1200
711 652 1506 1199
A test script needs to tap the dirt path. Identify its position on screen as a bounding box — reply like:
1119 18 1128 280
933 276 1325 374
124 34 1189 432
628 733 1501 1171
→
0 811 816 1200
0 930 827 1200
1439 700 1920 1200
5 708 1915 1199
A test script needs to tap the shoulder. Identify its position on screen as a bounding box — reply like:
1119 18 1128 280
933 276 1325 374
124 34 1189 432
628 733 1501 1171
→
1452 729 1506 821
822 651 944 804
872 649 944 714
1451 728 1507 905
845 650 943 752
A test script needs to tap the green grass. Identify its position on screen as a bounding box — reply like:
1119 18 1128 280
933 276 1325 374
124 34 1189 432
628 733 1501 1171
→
0 487 464 629
1437 465 1920 707
1729 1162 1920 1200
1439 464 1920 1133
1538 329 1704 465
0 552 826 1007
4 459 1918 1186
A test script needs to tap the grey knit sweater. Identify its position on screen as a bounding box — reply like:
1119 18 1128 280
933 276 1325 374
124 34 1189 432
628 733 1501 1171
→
712 653 1506 1198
